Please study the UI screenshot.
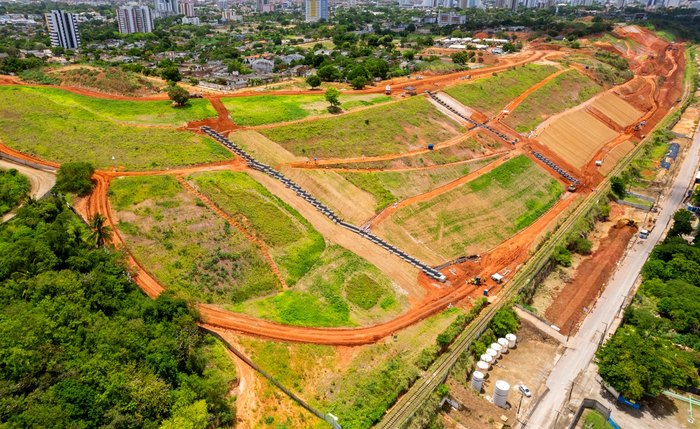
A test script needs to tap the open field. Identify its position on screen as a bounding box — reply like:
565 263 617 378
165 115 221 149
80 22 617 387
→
228 130 304 166
443 64 558 117
109 175 281 304
376 155 563 263
259 96 465 158
236 307 462 428
589 92 644 128
231 245 405 327
504 70 602 133
221 94 390 126
190 170 325 285
536 110 618 169
0 86 230 170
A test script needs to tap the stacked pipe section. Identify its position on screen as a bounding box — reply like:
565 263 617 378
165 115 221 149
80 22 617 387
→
426 91 518 145
200 126 447 282
532 152 580 185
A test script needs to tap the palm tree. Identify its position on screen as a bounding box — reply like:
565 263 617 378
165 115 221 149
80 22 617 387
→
88 213 112 248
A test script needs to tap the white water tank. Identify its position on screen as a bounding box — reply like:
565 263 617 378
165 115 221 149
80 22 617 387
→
486 348 498 360
506 333 517 348
493 380 510 408
476 360 490 372
498 338 509 353
480 353 493 364
490 343 503 358
471 371 485 391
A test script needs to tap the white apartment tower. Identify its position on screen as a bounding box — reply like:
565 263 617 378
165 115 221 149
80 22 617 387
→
155 0 179 16
305 0 328 22
117 5 154 34
45 10 80 50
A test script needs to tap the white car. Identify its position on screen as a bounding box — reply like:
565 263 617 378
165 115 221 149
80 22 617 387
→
519 384 532 397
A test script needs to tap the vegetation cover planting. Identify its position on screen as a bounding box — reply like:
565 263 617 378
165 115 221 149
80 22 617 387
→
0 197 236 428
444 64 558 116
110 175 281 303
0 168 30 215
377 155 563 262
260 96 464 158
0 86 230 170
340 161 482 211
504 69 602 132
232 245 403 327
190 171 326 285
221 94 390 126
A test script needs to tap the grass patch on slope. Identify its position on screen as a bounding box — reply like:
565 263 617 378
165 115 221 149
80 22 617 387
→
444 64 558 116
231 245 401 327
109 175 281 303
505 69 602 133
259 96 464 158
221 94 390 126
0 86 230 170
190 171 325 285
380 155 563 259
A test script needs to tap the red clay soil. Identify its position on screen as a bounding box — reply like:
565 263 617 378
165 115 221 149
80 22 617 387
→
545 223 637 335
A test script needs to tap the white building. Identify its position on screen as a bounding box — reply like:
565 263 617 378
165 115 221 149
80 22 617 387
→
305 0 328 22
251 58 274 73
117 5 154 34
45 10 80 50
181 16 200 24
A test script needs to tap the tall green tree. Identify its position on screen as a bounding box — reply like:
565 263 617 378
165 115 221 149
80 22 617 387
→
167 85 190 107
325 87 341 109
55 162 95 196
88 213 112 248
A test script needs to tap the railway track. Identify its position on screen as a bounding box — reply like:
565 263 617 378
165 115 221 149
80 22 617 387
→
374 56 691 426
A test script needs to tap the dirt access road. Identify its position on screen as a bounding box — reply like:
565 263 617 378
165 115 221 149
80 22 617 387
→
0 158 56 222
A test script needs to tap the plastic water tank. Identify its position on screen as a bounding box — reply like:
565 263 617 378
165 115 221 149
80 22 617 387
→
480 353 493 364
498 338 509 353
471 371 485 391
493 380 510 408
506 333 517 348
476 360 490 372
490 343 503 358
486 348 498 360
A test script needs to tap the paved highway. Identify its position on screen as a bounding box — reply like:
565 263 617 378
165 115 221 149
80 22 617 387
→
523 117 700 429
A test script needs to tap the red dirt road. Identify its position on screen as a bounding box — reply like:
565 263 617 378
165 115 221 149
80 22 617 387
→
545 223 637 335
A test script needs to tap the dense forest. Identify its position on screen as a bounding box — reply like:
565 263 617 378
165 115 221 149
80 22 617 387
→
0 168 30 215
596 210 700 401
0 196 236 428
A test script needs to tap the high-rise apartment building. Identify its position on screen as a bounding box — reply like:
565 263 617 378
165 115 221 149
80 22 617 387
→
179 1 195 17
117 5 154 34
45 10 80 50
155 0 179 16
305 0 328 22
257 0 273 12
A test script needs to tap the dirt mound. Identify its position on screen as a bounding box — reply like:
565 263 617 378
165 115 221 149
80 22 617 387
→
544 223 636 335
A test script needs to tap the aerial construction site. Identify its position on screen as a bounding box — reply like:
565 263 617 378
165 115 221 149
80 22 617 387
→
0 24 689 428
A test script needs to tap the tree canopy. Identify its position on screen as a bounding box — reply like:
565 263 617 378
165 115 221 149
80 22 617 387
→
0 197 236 428
55 162 95 196
0 168 30 215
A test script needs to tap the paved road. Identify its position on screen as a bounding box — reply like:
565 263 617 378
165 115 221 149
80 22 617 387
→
523 119 700 429
0 159 56 222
